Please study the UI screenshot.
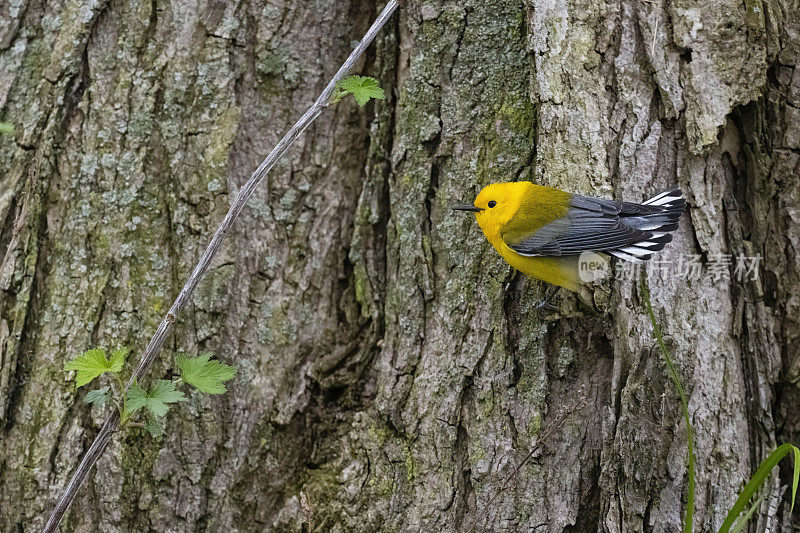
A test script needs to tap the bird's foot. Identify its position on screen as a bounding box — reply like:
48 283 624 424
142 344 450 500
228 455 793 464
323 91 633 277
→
536 286 561 313
536 299 558 311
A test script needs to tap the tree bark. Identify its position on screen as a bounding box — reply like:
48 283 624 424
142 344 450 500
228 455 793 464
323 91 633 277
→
1 0 798 531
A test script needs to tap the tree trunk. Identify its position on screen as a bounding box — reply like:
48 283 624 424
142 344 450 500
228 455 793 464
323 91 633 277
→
1 0 799 531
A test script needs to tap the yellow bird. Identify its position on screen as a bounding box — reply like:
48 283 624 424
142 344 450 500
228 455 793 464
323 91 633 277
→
453 182 685 291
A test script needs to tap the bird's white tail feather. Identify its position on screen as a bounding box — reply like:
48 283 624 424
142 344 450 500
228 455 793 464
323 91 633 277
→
643 187 683 208
610 187 685 263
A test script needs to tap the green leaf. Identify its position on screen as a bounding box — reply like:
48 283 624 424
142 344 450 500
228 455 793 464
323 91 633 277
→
176 353 237 394
335 75 385 106
64 347 126 387
83 386 110 406
125 380 186 418
125 381 148 415
0 122 13 135
718 443 800 532
110 347 128 371
144 414 165 437
729 490 766 533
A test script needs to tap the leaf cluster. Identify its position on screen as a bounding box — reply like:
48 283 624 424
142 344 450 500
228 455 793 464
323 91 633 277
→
64 347 236 437
332 75 385 106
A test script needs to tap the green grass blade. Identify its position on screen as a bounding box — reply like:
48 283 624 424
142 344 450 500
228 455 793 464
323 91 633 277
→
718 443 800 532
641 280 695 533
729 490 765 533
792 445 800 513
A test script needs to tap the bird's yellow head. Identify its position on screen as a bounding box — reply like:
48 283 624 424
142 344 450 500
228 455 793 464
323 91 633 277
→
453 182 534 237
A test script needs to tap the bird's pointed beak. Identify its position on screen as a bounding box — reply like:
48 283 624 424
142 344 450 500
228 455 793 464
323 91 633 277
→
452 204 482 212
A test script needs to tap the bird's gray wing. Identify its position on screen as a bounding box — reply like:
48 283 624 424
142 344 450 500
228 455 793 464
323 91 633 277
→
508 192 680 260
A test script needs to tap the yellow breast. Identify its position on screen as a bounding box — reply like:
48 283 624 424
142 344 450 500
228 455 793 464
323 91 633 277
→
485 233 581 291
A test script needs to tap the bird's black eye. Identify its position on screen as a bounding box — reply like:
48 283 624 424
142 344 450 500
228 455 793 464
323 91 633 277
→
488 200 497 208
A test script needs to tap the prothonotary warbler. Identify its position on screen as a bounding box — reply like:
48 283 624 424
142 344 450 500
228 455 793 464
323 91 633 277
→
453 182 685 291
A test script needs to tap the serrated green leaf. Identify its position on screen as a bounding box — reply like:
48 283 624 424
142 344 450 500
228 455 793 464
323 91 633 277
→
144 414 165 437
65 347 125 387
109 347 127 372
338 75 375 93
177 353 237 394
83 386 110 405
125 381 149 415
125 380 186 418
336 75 385 107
